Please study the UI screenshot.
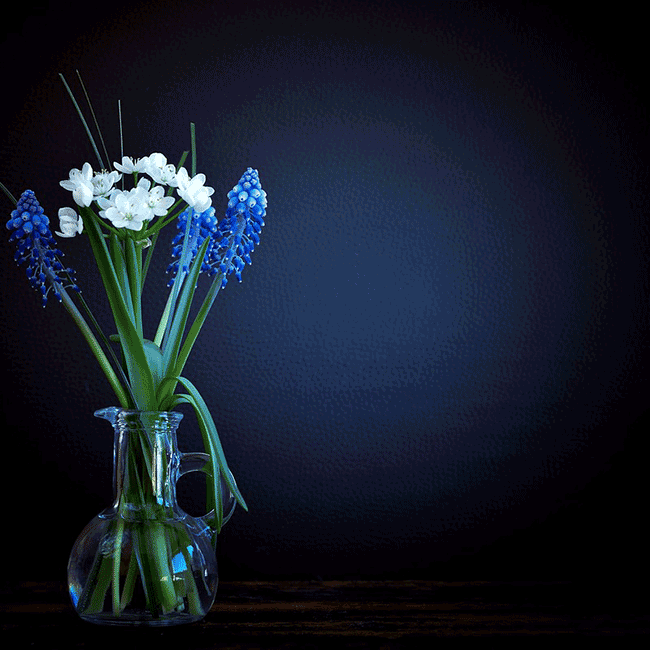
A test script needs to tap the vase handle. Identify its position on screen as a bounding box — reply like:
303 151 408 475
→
178 452 237 529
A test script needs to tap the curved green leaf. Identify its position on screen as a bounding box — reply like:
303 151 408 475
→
160 376 248 533
143 339 164 396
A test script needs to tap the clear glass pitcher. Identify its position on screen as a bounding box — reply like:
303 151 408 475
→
67 407 236 626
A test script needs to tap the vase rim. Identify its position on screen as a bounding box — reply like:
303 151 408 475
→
94 407 184 424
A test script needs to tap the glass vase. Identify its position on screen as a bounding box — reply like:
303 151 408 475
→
67 407 236 626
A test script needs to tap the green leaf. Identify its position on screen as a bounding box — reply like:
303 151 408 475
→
159 271 224 403
172 272 223 384
161 376 248 534
110 334 163 403
143 339 164 395
161 236 211 386
81 207 156 409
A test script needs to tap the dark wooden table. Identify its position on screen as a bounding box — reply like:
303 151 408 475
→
2 580 648 646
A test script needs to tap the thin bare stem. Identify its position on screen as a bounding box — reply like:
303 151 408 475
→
0 180 17 205
190 123 196 177
118 99 124 190
76 70 111 171
59 73 105 170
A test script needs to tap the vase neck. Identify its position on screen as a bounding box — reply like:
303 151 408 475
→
96 408 184 519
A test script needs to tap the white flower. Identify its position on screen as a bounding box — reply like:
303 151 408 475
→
144 153 175 186
91 170 122 198
59 162 94 207
145 153 166 178
162 165 178 185
154 163 178 186
97 187 151 231
146 185 175 216
113 156 150 174
175 167 214 213
174 167 190 190
134 178 175 217
193 189 214 213
146 153 178 186
135 177 152 192
96 189 118 217
55 207 83 237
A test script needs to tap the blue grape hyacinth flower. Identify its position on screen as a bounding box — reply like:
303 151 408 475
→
6 190 80 307
213 167 266 287
167 168 266 289
166 205 221 286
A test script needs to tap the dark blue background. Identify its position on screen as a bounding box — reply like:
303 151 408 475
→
1 1 648 585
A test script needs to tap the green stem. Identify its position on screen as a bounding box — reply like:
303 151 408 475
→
75 69 111 173
158 272 223 404
119 551 138 611
154 289 175 347
81 207 156 409
73 290 136 408
190 123 196 177
59 73 105 170
161 236 211 378
59 285 131 408
180 544 202 615
2 186 133 404
160 208 196 353
141 231 158 290
76 534 113 614
143 199 186 237
0 180 17 205
112 518 125 615
109 234 135 323
125 237 142 338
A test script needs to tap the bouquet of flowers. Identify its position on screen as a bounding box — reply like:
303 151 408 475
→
2 73 265 623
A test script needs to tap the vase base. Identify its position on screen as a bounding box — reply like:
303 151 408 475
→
78 611 207 627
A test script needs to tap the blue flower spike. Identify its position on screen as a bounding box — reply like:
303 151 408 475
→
167 168 266 289
6 190 80 307
215 167 266 288
166 205 221 286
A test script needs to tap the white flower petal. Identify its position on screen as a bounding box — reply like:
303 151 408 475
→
159 164 177 185
136 177 152 191
55 207 83 237
114 156 149 173
175 167 190 190
92 170 122 197
81 162 93 181
72 184 93 207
